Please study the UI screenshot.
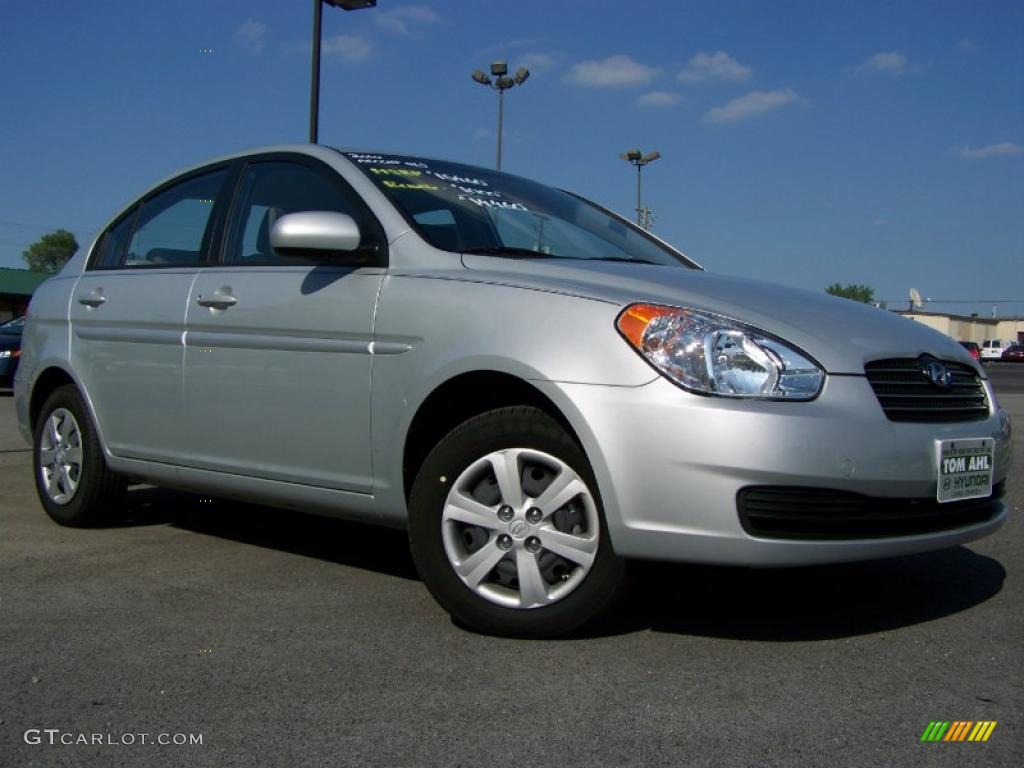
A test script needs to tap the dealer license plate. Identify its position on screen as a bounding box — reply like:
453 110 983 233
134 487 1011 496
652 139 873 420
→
936 438 994 503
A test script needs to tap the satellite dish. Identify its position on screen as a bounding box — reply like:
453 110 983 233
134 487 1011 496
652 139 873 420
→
909 288 923 310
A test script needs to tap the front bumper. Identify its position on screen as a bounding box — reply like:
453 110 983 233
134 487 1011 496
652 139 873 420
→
540 373 1011 566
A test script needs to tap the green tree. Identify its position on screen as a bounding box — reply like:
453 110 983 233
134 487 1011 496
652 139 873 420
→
825 282 875 304
22 229 78 274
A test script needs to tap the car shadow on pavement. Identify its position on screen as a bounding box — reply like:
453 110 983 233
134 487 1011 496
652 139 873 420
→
118 486 419 581
114 486 1005 640
602 547 1005 641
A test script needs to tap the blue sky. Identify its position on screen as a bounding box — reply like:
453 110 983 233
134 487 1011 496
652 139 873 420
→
2 0 1021 315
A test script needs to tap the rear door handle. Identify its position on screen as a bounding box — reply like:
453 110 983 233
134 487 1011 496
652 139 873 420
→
195 293 238 309
77 291 106 308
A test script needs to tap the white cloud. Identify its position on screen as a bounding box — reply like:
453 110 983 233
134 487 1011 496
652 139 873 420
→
475 38 544 57
958 142 1023 159
564 55 660 88
233 19 266 54
520 52 558 73
955 38 978 54
850 51 912 76
322 34 372 61
374 5 438 36
678 51 752 83
501 38 543 50
637 91 680 107
705 88 802 123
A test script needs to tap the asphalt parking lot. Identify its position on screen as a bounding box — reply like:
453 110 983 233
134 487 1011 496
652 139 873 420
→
1 367 1021 767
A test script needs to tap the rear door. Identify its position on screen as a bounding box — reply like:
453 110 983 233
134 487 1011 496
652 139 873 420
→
183 155 387 492
69 166 231 463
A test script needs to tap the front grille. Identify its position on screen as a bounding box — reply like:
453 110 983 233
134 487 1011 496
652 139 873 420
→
865 358 988 422
737 482 1004 540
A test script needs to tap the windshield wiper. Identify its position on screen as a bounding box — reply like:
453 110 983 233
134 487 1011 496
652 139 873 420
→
462 247 660 265
461 246 560 259
582 256 660 265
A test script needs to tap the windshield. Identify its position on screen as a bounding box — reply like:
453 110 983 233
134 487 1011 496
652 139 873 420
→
343 152 698 269
0 316 24 334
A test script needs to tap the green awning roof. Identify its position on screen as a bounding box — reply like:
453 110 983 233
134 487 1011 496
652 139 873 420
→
0 268 50 297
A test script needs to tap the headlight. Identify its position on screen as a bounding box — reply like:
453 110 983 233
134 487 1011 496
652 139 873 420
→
616 303 824 400
0 349 18 359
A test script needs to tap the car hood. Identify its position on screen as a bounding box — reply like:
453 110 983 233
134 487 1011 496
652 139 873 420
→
0 334 20 351
461 256 979 376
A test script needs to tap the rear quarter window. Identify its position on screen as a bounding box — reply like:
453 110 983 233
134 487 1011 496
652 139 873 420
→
89 209 137 269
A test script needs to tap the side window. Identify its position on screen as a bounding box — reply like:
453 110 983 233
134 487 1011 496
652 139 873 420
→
90 209 137 269
412 209 462 252
123 170 227 268
225 161 378 264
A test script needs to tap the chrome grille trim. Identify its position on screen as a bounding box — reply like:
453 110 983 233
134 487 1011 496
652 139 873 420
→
865 357 988 422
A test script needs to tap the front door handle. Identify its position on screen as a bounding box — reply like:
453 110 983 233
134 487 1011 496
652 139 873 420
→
195 293 238 310
77 291 106 308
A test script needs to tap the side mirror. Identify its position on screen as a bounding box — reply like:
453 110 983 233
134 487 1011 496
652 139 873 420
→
270 211 363 260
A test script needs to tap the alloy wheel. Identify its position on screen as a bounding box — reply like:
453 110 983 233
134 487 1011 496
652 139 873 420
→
38 407 83 505
440 447 599 609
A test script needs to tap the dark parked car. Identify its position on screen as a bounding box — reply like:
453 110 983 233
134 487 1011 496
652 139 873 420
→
0 316 25 387
958 340 981 361
1001 343 1024 362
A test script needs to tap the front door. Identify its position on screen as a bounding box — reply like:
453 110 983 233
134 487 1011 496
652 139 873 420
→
183 158 386 492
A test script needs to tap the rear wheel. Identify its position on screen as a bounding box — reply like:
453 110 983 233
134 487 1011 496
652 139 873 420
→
33 385 125 527
408 406 625 637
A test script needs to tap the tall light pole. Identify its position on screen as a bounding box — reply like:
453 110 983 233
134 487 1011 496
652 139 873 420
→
310 0 376 144
471 61 530 170
620 149 661 229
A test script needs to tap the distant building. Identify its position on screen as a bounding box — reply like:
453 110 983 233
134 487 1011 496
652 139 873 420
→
0 268 50 321
895 310 1024 343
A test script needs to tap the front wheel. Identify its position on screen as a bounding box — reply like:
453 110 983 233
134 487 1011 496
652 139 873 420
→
408 407 625 638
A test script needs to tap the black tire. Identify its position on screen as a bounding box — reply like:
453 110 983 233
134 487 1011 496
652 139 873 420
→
408 406 626 638
32 384 126 527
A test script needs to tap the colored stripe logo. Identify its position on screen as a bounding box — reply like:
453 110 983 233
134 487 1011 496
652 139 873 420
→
921 721 997 742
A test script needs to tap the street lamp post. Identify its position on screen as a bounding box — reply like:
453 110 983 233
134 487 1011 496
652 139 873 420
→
620 149 661 229
310 0 376 144
471 61 530 170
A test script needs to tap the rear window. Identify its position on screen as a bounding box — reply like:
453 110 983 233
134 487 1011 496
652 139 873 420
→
90 167 228 269
0 317 24 335
125 170 227 267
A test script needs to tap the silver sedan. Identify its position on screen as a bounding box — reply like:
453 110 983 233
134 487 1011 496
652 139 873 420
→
15 145 1012 637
